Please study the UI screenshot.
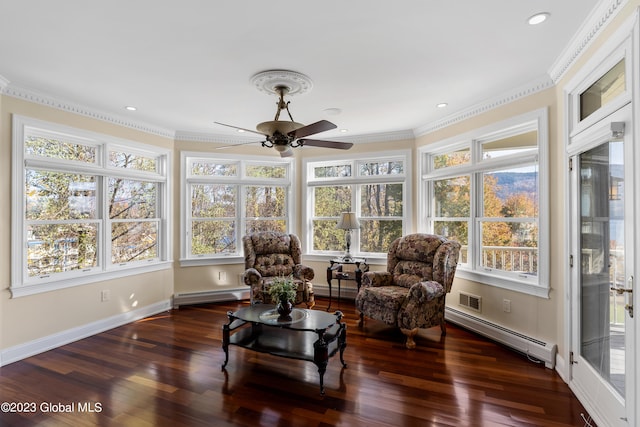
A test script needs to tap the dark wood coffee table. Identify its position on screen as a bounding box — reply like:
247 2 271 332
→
222 304 347 394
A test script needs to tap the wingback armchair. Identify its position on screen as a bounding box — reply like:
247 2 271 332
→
355 233 461 349
243 231 315 308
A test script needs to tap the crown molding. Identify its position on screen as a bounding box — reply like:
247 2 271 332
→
174 130 264 145
1 82 176 139
414 75 554 137
326 129 416 144
0 74 9 91
176 128 416 145
548 0 627 83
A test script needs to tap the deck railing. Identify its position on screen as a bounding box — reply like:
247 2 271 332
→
480 245 537 274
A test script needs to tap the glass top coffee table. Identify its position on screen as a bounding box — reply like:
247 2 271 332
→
222 304 347 395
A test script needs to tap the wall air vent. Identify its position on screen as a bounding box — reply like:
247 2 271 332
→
459 292 482 312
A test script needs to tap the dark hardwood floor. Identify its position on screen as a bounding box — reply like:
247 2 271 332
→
0 297 594 426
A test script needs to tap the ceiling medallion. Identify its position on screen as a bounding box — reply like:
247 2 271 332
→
250 70 314 96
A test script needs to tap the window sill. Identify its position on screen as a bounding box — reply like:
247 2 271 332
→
454 268 550 299
11 261 173 298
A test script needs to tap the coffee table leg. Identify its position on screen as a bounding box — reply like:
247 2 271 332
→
222 311 233 369
313 331 329 395
338 323 347 367
222 324 230 368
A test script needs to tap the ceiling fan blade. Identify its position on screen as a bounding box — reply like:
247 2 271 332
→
214 121 268 136
215 140 263 150
288 120 336 138
298 139 353 150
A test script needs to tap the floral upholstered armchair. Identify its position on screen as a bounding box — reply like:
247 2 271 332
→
242 231 315 308
355 233 461 349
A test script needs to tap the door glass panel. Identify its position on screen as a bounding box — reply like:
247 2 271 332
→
579 140 625 397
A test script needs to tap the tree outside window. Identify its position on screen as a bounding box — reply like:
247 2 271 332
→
13 117 170 294
306 152 409 258
183 154 292 260
421 109 548 294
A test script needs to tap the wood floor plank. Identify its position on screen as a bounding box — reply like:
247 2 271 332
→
0 298 595 426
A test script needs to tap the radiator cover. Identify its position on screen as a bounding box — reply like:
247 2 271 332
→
445 307 557 369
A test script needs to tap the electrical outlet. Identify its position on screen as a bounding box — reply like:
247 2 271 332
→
503 299 511 313
101 289 110 302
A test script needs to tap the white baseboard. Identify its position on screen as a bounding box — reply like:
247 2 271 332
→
0 299 171 367
554 353 568 382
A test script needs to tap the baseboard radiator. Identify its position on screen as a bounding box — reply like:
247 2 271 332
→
173 289 250 308
445 307 557 369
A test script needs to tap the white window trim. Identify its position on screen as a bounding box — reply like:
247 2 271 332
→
11 115 172 298
303 149 411 262
419 108 549 298
179 151 295 266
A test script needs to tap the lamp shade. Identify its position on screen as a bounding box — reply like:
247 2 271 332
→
336 212 360 230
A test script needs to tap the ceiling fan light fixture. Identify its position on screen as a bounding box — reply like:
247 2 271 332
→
256 120 304 136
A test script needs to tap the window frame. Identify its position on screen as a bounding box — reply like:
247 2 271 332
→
419 108 549 297
11 115 172 298
180 152 294 266
303 150 411 262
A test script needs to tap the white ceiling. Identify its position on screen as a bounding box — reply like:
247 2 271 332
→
0 0 602 143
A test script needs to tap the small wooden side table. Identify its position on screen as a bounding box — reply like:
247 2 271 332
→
326 258 368 311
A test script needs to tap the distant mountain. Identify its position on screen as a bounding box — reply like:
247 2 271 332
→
490 172 537 201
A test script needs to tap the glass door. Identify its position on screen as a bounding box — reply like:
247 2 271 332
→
569 105 635 426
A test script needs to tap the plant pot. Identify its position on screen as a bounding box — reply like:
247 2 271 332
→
277 300 293 318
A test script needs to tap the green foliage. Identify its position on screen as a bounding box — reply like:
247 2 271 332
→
267 275 298 303
25 137 162 275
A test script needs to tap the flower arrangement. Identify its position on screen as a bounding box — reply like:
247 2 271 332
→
268 275 298 304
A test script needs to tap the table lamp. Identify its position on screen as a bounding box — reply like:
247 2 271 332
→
336 212 360 261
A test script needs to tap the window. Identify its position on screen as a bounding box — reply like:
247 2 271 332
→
305 151 410 259
12 116 171 297
420 109 549 297
181 153 293 264
579 58 625 121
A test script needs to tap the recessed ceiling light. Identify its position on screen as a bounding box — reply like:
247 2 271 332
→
124 106 137 111
528 12 549 25
324 108 342 115
340 129 348 133
237 129 245 133
436 103 448 108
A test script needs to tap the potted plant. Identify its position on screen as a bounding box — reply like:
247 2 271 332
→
268 275 298 318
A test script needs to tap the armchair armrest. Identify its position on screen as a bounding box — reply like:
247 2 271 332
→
362 271 393 288
294 264 315 281
408 281 445 304
243 268 262 287
433 240 461 292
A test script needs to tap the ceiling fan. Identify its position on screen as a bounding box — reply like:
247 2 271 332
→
215 85 353 157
